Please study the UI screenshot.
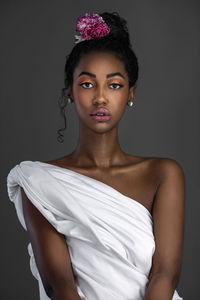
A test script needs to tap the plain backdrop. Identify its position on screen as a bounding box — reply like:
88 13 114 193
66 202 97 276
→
1 0 199 299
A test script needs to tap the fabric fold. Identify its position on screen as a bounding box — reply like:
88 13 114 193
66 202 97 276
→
7 160 183 300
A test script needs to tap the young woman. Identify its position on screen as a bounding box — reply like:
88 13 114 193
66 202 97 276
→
7 12 185 300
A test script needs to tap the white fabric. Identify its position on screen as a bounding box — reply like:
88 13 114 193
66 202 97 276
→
7 160 183 300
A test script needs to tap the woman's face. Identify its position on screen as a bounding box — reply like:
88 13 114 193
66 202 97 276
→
68 50 135 132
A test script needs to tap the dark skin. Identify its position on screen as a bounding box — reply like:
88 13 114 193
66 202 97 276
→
21 50 185 300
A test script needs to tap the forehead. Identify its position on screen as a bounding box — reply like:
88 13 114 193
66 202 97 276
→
73 51 128 79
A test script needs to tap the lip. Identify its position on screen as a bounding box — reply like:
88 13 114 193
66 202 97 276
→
90 108 111 116
90 115 111 121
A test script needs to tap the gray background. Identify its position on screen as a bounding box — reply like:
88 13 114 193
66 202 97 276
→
1 0 199 299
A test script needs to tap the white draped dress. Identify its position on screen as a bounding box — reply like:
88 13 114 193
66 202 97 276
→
7 160 183 300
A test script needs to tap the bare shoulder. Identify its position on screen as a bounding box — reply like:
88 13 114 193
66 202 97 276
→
141 155 183 167
151 157 185 182
139 156 185 179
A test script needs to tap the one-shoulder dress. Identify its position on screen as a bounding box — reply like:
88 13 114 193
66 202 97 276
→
7 160 183 300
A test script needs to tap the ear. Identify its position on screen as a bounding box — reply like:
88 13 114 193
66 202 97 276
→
128 85 136 101
67 86 74 100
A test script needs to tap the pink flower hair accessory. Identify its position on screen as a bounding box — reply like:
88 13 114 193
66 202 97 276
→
74 13 110 44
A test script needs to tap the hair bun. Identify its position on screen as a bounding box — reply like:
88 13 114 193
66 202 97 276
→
100 12 131 47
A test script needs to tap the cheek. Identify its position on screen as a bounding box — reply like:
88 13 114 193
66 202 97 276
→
109 90 128 106
72 88 91 112
73 84 93 101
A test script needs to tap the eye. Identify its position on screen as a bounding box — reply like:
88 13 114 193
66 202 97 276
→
80 82 93 88
109 83 123 89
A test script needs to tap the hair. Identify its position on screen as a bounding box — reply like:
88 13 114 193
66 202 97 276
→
57 12 139 143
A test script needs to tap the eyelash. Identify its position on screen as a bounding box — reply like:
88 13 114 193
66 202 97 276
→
79 82 123 89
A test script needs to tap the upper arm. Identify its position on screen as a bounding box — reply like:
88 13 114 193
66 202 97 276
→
21 187 76 297
148 158 185 287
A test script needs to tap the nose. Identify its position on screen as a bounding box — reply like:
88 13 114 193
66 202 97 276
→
93 86 108 105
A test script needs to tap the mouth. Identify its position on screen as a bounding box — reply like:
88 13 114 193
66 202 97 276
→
89 114 112 121
89 108 112 121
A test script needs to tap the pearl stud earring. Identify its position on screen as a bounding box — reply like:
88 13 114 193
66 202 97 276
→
67 97 72 104
127 100 134 107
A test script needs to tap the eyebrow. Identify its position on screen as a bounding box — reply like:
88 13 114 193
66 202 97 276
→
78 71 125 79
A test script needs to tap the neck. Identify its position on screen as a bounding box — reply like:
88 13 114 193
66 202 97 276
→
70 123 128 169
